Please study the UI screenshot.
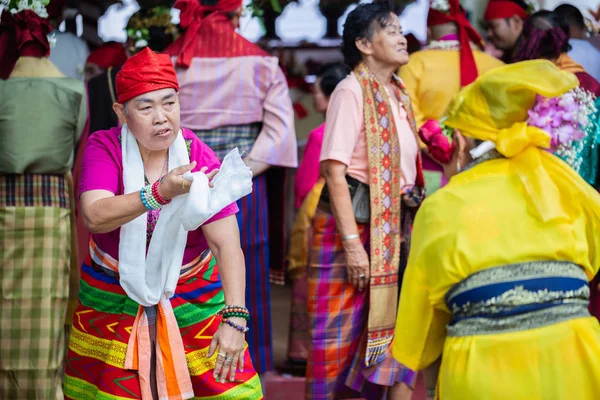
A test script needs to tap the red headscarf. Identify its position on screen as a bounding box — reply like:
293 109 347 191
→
0 10 52 80
484 0 530 21
427 0 483 86
86 42 128 69
166 0 266 68
115 47 179 104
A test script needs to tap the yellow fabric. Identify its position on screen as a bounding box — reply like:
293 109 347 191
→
444 60 581 223
392 59 600 399
287 178 325 279
10 57 65 78
399 49 504 131
392 158 600 399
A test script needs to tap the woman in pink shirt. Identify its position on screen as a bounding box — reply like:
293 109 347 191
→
286 63 350 370
294 63 352 207
64 49 263 399
305 2 425 399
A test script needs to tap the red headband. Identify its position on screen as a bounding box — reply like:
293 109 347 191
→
86 42 128 69
115 47 179 104
0 10 52 80
484 1 529 21
427 0 482 86
173 0 243 68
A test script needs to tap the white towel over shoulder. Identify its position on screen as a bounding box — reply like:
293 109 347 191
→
119 125 252 306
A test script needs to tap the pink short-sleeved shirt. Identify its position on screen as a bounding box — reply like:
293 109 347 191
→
79 127 238 263
294 123 325 208
320 74 418 186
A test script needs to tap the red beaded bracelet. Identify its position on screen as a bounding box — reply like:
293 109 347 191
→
152 181 171 206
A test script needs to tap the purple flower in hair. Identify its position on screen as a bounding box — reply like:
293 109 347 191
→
527 88 595 152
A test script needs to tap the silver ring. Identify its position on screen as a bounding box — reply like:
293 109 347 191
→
359 274 365 279
457 161 461 172
217 352 226 358
225 356 233 364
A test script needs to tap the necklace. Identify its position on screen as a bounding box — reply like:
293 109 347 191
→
143 152 169 184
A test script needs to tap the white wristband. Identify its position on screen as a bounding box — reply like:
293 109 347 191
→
341 233 360 241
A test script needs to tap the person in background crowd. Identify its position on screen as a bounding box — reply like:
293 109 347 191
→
87 6 180 134
0 0 86 397
285 62 350 373
83 41 128 82
63 47 263 400
47 0 90 80
306 2 425 399
400 0 503 194
483 0 535 61
393 59 600 400
511 9 600 97
555 3 600 83
165 0 297 376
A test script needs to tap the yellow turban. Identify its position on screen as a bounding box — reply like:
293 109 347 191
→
444 60 593 222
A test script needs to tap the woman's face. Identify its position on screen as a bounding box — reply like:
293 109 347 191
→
113 88 181 152
365 14 409 68
312 78 329 114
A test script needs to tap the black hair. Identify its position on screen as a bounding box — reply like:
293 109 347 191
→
316 62 351 97
341 1 396 70
512 10 572 63
554 3 586 30
127 8 180 53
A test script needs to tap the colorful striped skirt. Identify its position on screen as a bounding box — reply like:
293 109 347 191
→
0 174 71 399
286 181 325 363
305 209 415 400
64 246 263 399
236 174 273 374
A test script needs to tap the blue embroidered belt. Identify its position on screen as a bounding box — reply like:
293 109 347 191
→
445 261 591 337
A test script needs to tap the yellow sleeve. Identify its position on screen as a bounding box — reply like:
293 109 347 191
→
399 56 426 129
392 202 451 371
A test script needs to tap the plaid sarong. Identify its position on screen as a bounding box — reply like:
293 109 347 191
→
192 123 260 160
305 209 415 400
0 174 71 399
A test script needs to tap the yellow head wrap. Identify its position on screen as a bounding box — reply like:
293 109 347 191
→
444 60 587 222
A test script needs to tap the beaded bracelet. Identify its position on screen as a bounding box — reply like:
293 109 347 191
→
140 187 157 211
144 184 162 209
224 319 249 333
222 311 250 321
218 305 250 321
151 181 170 206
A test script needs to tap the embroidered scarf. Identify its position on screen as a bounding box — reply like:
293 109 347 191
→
354 62 420 366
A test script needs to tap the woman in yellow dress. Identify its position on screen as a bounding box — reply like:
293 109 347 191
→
392 60 600 399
